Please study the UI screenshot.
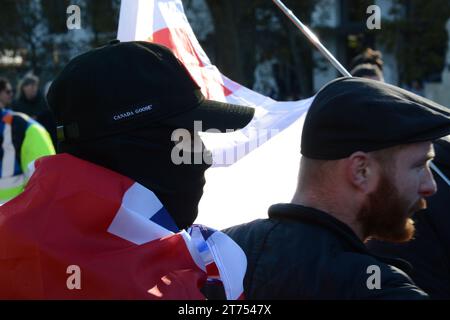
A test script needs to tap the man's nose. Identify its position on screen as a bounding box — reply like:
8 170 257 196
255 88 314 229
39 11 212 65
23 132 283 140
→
419 166 438 198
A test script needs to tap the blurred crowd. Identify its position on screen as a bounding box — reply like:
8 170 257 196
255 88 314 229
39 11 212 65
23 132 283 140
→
0 73 57 145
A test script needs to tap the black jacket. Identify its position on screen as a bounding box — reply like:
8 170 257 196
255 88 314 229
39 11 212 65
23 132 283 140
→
224 204 428 300
12 94 57 147
367 139 450 299
13 92 48 118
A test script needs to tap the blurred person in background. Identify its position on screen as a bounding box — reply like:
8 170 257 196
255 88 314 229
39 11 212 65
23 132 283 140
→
349 48 384 72
350 63 384 82
0 77 13 110
13 74 47 118
13 73 57 147
0 77 55 203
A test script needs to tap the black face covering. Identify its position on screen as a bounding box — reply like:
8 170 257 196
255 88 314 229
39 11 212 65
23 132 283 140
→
60 126 211 230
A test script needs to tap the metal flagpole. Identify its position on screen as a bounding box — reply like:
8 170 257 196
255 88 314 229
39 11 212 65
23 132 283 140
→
430 162 450 186
272 0 351 77
272 0 450 188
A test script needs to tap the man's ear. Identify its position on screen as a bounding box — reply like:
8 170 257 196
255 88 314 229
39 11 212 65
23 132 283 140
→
346 152 374 192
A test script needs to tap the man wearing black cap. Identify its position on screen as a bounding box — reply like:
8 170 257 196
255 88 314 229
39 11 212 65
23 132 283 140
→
350 61 450 299
0 41 254 299
223 77 450 299
48 40 254 231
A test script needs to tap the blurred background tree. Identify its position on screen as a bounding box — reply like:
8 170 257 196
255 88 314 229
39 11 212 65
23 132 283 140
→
380 0 450 86
0 0 121 87
0 0 449 99
0 0 52 78
200 0 317 98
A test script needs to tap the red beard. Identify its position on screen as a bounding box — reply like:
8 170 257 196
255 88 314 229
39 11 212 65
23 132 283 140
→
357 172 426 243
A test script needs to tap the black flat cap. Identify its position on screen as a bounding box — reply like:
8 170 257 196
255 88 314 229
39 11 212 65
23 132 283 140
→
301 77 450 159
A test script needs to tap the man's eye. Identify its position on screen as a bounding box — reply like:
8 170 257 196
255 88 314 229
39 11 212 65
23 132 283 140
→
414 163 426 170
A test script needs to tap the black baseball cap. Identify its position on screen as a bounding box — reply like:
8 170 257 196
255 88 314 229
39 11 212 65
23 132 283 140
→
301 77 450 159
47 41 255 142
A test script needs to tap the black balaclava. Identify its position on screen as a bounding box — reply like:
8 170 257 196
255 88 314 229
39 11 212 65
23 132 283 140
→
60 126 211 230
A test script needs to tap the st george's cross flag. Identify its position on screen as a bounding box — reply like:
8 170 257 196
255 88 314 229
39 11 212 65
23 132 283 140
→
117 0 314 229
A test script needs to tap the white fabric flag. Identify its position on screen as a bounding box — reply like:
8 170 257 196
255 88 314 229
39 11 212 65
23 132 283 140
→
118 0 313 229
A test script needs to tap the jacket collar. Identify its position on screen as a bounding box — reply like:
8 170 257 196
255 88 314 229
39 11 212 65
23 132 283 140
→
269 203 366 250
268 203 413 273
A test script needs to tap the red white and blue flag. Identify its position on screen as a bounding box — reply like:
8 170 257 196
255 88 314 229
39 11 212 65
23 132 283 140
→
0 154 246 299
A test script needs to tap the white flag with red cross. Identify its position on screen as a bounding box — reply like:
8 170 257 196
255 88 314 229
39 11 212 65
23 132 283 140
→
118 0 313 229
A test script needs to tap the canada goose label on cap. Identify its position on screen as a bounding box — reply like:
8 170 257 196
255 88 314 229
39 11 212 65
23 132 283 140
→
112 104 154 122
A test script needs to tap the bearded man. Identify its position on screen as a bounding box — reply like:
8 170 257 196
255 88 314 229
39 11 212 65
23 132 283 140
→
220 77 450 300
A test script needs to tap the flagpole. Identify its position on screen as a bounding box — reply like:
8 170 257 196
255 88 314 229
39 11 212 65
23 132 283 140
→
430 162 450 186
271 0 351 77
272 0 450 188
